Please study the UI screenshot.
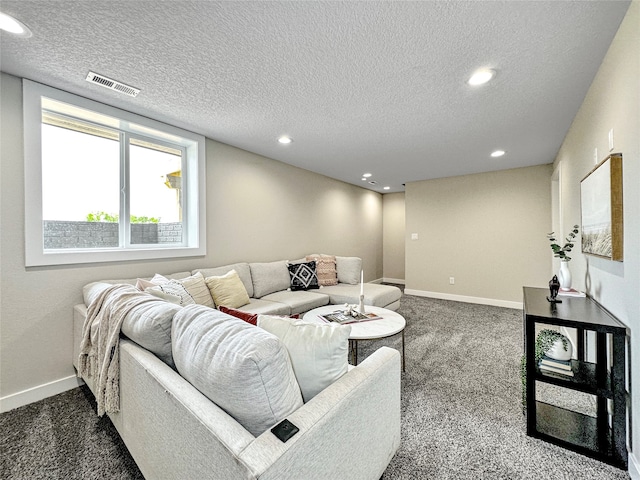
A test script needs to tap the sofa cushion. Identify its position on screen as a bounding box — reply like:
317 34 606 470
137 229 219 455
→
260 290 330 314
83 282 113 307
172 305 303 437
121 300 181 367
204 270 251 309
287 261 320 291
249 261 290 298
195 263 254 298
258 315 351 402
336 256 362 284
236 298 292 316
306 254 338 286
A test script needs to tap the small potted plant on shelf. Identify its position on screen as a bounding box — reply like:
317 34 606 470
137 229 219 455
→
521 329 572 411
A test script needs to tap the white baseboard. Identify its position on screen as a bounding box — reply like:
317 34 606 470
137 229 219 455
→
404 288 522 310
0 374 83 413
371 278 406 285
630 451 640 480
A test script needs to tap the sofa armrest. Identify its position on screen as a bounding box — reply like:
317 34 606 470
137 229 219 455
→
239 346 401 480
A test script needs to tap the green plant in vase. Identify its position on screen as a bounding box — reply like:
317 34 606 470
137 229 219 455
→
547 225 579 261
547 225 579 289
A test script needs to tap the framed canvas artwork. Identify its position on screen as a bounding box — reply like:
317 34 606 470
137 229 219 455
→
580 153 623 261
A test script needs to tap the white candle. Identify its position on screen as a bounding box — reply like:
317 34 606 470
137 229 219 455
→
360 270 364 296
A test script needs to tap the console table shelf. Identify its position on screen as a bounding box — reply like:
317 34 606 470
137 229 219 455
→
535 401 613 456
535 360 612 397
523 287 628 469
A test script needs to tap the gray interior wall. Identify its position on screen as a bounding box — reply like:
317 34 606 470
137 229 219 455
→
405 164 553 304
0 72 382 401
382 192 405 282
206 140 383 267
552 0 639 466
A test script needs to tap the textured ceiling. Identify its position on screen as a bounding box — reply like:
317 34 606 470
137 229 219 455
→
0 1 630 193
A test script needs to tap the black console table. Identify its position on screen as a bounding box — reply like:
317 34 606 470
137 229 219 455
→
523 287 628 469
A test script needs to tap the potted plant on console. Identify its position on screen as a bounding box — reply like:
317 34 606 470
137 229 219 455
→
547 225 579 291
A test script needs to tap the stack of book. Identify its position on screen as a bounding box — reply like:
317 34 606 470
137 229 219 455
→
538 355 574 377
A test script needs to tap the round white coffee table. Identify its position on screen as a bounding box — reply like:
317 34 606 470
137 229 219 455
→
303 305 406 371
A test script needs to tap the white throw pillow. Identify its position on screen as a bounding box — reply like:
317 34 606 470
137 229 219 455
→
257 315 351 402
150 273 170 284
205 269 250 308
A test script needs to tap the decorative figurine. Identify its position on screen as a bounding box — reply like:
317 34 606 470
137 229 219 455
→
343 303 359 317
547 275 562 303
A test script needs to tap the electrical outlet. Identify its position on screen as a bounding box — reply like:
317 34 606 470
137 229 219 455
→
449 277 455 285
411 233 419 240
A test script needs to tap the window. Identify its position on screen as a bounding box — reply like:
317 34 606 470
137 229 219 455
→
24 80 206 266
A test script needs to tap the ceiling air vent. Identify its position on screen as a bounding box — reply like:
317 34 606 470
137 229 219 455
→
86 71 140 97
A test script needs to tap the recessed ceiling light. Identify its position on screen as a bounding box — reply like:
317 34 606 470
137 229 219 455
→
383 186 390 190
0 12 32 37
361 177 367 181
468 68 495 86
491 150 506 157
362 173 372 178
277 135 292 144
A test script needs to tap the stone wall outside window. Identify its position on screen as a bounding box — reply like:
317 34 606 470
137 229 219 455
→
43 221 182 249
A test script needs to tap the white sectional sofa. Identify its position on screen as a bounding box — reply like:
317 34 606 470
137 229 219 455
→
193 256 401 315
73 256 402 479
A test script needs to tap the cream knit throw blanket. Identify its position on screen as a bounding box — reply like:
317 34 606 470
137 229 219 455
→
78 283 159 416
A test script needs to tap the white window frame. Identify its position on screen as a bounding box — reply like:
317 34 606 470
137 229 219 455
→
23 80 206 266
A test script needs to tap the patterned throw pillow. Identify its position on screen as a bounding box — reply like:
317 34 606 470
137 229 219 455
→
306 254 338 286
287 261 320 291
148 280 195 306
177 272 215 308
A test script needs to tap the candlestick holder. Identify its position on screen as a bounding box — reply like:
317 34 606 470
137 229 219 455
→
358 294 365 314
